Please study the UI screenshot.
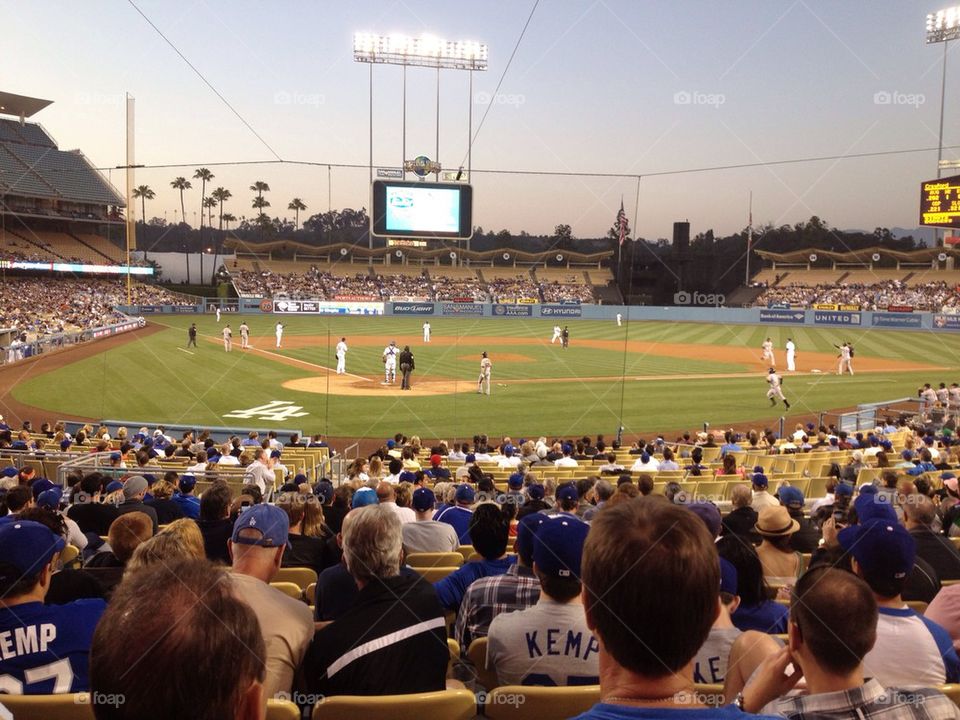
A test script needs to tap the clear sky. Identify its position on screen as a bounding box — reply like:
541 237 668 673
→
3 0 956 240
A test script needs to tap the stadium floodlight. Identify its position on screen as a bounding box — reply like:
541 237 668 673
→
927 5 960 42
353 32 488 70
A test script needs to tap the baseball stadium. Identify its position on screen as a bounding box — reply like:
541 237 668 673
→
5 3 960 720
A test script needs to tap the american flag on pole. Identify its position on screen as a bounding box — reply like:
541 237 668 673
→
617 198 627 246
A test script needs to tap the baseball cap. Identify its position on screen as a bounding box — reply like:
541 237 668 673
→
0 467 16 478
106 480 123 493
0 520 66 581
515 513 545 566
123 476 148 500
412 487 436 512
853 493 897 524
778 486 805 508
314 480 334 503
834 481 854 498
465 453 476 464
178 474 197 492
838 520 915 588
720 557 738 596
533 516 590 578
557 484 579 502
30 478 55 500
36 487 63 510
455 484 476 503
527 483 545 501
59 439 72 451
687 502 722 538
398 471 417 483
231 504 289 548
640 452 650 463
352 487 379 508
752 473 769 488
109 452 121 462
293 473 308 485
270 450 282 459
430 454 442 467
386 440 396 449
508 472 524 489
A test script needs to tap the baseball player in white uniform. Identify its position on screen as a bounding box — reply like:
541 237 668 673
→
950 383 960 411
937 383 950 407
215 306 221 323
239 322 250 350
616 313 623 327
275 322 284 348
761 338 775 367
551 325 562 344
382 340 398 385
785 338 796 372
222 324 232 352
335 337 348 374
766 368 790 409
423 321 431 343
920 384 938 416
836 342 853 375
478 351 492 395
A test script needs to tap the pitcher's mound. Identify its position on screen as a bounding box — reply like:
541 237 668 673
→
283 375 465 397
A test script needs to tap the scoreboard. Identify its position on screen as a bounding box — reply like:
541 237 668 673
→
920 173 960 228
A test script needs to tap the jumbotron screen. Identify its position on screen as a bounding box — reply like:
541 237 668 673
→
920 173 960 228
371 180 473 239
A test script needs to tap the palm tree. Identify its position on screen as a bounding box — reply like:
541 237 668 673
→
131 185 155 222
288 198 307 230
170 177 192 225
193 168 214 230
210 187 232 230
203 196 217 227
221 213 236 230
250 180 270 204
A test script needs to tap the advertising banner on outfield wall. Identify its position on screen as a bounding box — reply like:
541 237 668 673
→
934 314 960 330
871 313 922 328
814 311 861 326
759 309 805 323
273 299 384 315
441 303 484 316
493 304 533 317
392 303 435 315
541 305 583 317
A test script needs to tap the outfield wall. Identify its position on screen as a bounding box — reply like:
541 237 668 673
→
116 298 960 332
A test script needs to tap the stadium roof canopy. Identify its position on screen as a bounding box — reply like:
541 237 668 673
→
755 246 958 264
0 91 53 120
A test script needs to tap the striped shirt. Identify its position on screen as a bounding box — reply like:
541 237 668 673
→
455 563 541 648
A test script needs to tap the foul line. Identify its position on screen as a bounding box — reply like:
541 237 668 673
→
245 344 372 382
177 348 195 355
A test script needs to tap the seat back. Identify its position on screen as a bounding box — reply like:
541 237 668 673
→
275 566 318 590
312 688 476 720
417 566 460 583
266 698 302 720
406 552 464 568
0 693 96 720
484 685 601 720
270 581 304 601
466 636 499 691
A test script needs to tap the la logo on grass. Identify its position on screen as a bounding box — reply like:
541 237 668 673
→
223 400 308 421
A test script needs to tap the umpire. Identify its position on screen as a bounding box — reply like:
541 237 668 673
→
399 345 415 390
187 323 198 348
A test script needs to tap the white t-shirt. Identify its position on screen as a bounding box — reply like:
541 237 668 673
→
864 607 958 688
487 598 600 686
381 501 416 524
555 457 578 467
402 520 459 553
498 456 521 469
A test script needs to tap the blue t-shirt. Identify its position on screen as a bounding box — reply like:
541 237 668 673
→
172 493 201 520
572 703 780 720
731 601 788 634
433 556 516 611
433 505 474 544
0 599 106 693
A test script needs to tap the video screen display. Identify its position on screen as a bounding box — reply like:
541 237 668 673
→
371 180 472 239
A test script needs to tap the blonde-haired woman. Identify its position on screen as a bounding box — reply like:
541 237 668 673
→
126 519 205 574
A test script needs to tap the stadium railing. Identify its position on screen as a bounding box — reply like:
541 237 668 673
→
0 317 143 368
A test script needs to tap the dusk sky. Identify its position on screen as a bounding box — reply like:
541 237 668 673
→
4 0 956 240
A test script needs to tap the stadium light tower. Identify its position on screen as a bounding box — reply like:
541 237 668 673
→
927 6 959 178
353 32 488 231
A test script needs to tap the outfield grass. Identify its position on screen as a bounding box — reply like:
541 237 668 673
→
12 314 960 439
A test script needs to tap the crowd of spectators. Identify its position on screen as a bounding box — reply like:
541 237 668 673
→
755 279 960 311
7 416 960 718
231 266 597 303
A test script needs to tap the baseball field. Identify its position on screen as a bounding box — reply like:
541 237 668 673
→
4 314 958 440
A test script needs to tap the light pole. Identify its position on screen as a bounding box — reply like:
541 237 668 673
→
927 6 959 244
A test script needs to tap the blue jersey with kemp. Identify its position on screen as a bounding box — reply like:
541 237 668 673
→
0 599 106 694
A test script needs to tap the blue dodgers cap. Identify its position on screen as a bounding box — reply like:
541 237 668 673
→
853 493 897 524
455 484 476 503
386 439 396 449
720 557 738 596
59 439 72 451
0 467 17 478
752 473 768 488
412 487 436 512
834 482 854 497
557 484 579 502
37 487 63 510
515 513 545 566
0 520 65 580
533 515 590 578
838 520 915 587
398 471 417 483
778 486 805 508
640 452 650 463
31 478 55 500
687 502 722 538
178 474 197 492
527 483 545 501
293 473 309 485
465 453 476 464
231 504 289 548
270 450 282 459
106 480 123 493
352 487 379 508
314 480 334 504
508 472 524 489
109 452 121 462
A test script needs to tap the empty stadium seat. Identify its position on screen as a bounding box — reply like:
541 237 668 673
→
467 636 499 691
484 684 600 720
312 689 476 720
406 552 465 568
